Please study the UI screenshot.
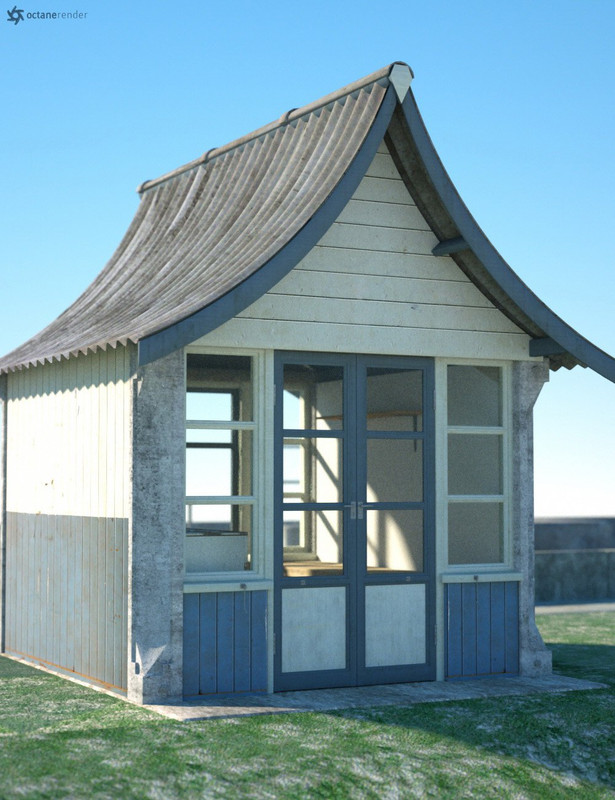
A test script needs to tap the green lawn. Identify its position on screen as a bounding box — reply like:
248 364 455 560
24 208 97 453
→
0 612 613 799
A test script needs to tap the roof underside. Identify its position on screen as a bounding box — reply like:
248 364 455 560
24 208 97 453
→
1 62 614 382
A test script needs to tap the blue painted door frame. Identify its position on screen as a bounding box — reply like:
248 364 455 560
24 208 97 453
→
274 352 436 691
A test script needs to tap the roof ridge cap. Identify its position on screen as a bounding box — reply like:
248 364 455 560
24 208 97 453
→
137 62 411 195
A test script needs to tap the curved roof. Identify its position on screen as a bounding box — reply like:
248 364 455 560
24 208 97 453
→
1 62 614 382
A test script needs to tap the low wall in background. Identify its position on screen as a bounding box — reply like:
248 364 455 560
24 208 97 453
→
535 518 615 604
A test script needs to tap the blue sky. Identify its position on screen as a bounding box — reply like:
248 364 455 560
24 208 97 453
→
1 0 613 517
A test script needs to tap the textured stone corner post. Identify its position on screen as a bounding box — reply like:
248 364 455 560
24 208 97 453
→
0 374 7 653
512 360 552 676
128 349 185 704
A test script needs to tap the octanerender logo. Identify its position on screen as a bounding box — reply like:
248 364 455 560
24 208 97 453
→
6 5 88 23
6 5 24 23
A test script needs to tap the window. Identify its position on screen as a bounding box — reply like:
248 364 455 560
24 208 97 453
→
185 354 255 574
446 365 507 566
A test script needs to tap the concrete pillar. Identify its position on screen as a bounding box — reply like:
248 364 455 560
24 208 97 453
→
512 360 552 676
128 349 185 704
0 374 7 653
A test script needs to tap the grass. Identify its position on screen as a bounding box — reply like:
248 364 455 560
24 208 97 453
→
0 611 613 799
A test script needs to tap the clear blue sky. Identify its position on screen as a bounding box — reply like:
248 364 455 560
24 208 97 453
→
1 0 613 517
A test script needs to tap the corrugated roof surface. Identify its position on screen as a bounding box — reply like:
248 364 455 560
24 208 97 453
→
0 69 390 372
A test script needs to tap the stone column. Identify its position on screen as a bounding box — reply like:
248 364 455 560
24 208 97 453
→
512 360 552 676
128 349 185 704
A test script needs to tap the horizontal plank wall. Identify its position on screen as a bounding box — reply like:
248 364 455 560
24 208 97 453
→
4 347 132 691
183 591 267 696
445 582 519 679
198 143 532 362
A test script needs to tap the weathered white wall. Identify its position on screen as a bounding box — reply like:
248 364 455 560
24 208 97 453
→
197 143 533 362
3 346 133 690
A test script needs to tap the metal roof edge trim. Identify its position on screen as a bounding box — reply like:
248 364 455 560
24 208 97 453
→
137 85 398 367
399 92 615 384
137 63 410 195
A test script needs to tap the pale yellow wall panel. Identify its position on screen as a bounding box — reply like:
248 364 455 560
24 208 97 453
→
6 347 132 518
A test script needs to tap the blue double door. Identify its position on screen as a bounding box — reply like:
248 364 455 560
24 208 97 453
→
274 353 435 691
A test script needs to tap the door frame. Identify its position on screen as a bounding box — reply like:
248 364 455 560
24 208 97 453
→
273 351 436 691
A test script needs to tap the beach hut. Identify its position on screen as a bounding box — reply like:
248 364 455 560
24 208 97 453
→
1 63 613 703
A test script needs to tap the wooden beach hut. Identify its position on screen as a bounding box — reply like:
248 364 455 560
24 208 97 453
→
1 62 614 703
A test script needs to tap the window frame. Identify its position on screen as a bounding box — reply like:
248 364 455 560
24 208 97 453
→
184 348 264 581
444 361 512 571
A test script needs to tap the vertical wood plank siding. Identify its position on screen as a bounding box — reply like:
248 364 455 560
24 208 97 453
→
183 591 268 696
445 582 519 678
4 347 132 691
200 143 530 362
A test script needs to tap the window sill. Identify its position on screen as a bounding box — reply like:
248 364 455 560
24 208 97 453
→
183 577 273 594
440 571 522 584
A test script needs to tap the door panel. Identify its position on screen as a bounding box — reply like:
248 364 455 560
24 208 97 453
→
275 353 434 691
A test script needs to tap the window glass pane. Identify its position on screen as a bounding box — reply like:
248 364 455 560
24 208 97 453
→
282 509 343 576
448 434 502 495
186 428 231 445
448 502 503 564
186 431 252 496
185 505 252 572
283 364 343 430
366 368 423 431
447 366 502 427
283 437 342 504
187 355 252 421
367 439 423 503
186 449 232 496
366 509 423 572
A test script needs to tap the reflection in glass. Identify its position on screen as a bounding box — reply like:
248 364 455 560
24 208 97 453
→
185 505 252 573
367 439 423 503
366 368 423 431
283 364 343 430
447 366 502 427
448 434 502 495
283 437 342 504
186 355 252 421
283 509 343 576
186 431 252 497
448 502 503 564
366 509 423 572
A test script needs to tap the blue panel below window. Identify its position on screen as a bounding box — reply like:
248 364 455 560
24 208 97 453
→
183 590 268 696
445 582 519 679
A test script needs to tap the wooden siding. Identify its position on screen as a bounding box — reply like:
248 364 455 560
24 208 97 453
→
183 590 268 695
445 581 519 678
196 144 532 362
3 347 132 690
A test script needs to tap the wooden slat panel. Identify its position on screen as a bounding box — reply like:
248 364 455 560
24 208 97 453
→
352 175 414 204
250 591 268 692
475 583 492 675
233 593 251 692
461 584 477 676
271 270 493 308
182 594 200 697
319 222 437 254
446 584 462 678
300 246 471 282
198 593 217 694
505 582 520 673
337 199 429 231
365 150 402 180
216 594 235 693
489 583 506 674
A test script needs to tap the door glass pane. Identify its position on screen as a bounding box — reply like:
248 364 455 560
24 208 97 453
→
366 368 423 431
366 509 423 572
447 365 502 427
283 364 344 430
448 434 502 495
448 502 503 564
367 439 423 503
283 437 342 504
283 509 343 575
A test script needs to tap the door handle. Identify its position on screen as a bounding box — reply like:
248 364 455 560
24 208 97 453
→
343 501 364 520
